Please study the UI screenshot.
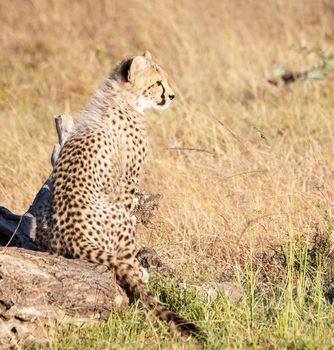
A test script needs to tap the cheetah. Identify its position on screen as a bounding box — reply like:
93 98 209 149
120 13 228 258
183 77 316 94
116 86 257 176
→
35 52 201 338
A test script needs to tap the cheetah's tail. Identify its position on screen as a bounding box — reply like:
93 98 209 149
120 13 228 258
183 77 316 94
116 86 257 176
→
115 262 205 341
75 242 205 340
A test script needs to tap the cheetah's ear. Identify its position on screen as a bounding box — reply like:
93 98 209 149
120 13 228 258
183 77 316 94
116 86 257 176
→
128 55 149 82
143 51 152 60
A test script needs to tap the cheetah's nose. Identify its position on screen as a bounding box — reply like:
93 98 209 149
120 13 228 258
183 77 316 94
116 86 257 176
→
168 94 175 100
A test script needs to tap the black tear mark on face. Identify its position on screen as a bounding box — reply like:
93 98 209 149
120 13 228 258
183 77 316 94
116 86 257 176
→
157 81 166 106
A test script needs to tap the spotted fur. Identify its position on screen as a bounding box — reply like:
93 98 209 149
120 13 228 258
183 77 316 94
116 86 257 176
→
35 52 201 338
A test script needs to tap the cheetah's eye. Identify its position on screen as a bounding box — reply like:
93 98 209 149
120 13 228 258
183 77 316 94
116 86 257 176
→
156 80 162 86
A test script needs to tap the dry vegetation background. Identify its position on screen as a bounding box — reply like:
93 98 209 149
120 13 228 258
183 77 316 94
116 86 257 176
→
1 0 334 282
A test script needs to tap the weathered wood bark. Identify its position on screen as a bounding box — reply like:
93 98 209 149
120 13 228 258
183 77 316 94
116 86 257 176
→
0 248 128 349
0 115 161 348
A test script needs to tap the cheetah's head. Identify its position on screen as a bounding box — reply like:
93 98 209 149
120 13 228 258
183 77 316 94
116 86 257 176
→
116 52 175 114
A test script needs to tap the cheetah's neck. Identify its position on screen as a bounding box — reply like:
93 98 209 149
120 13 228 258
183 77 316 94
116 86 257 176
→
78 78 144 128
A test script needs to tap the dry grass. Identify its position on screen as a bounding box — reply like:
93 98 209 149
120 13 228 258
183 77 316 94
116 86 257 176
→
1 2 334 345
0 0 334 349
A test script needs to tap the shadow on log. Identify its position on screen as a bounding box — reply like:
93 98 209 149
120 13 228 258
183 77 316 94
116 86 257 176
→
0 115 162 349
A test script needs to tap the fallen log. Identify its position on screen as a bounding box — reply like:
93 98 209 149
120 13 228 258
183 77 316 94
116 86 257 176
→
0 248 127 348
